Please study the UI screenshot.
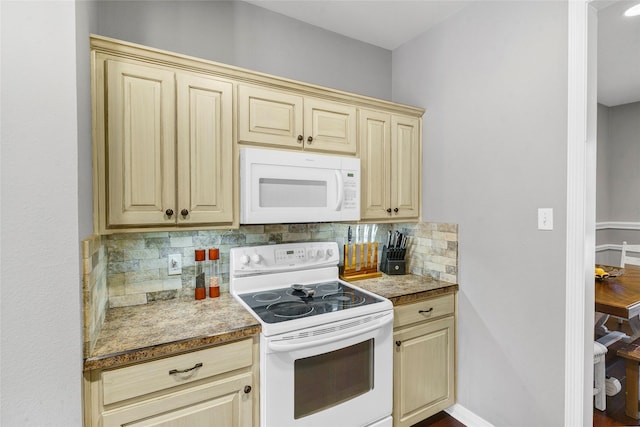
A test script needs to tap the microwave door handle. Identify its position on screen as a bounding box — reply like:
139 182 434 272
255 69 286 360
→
335 170 344 211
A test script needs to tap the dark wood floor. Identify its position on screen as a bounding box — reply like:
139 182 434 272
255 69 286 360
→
410 318 640 427
411 411 465 427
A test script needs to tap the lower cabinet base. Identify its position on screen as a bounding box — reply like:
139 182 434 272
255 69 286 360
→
393 297 456 427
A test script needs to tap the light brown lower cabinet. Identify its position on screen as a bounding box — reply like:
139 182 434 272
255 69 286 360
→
84 338 258 427
393 295 456 427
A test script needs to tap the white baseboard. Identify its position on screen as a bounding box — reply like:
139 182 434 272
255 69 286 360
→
596 244 620 253
446 403 494 427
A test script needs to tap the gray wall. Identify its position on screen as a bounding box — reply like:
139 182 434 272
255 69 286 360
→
96 1 392 101
598 101 640 221
596 101 640 264
392 2 569 425
1 1 84 424
597 103 612 221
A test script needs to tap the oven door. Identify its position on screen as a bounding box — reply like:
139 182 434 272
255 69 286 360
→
261 311 393 427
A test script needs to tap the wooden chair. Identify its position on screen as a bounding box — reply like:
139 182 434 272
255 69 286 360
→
594 341 607 411
621 241 640 267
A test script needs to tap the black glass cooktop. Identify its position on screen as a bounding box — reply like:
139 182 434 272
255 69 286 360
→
239 281 383 324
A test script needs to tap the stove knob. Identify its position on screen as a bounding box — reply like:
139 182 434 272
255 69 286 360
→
240 255 251 265
251 254 262 264
326 248 334 257
316 249 325 258
307 250 315 259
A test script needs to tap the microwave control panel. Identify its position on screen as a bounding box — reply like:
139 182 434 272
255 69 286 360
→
342 170 359 211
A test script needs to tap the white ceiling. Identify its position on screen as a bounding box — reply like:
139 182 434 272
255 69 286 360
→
244 0 473 50
596 1 640 106
247 0 640 106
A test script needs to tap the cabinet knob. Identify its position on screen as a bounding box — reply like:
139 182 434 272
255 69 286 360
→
394 208 399 213
181 209 189 217
395 341 402 347
244 385 252 394
386 208 392 214
297 135 303 143
165 209 174 217
307 136 313 144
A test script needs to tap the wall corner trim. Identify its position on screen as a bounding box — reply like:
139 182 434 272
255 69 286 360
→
596 221 640 230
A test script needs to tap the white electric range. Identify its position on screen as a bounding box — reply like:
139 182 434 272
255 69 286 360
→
230 241 393 427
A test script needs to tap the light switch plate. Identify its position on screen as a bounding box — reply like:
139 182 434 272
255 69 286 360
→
538 208 553 231
168 254 182 275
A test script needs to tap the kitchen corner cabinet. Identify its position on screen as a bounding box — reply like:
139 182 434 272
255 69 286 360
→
238 84 357 155
393 294 456 427
93 54 234 232
359 109 421 221
84 338 257 427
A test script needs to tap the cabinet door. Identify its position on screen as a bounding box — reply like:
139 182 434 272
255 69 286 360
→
359 109 391 220
391 115 420 220
106 60 176 226
238 85 304 149
304 98 357 154
393 316 455 427
176 73 233 224
102 372 253 427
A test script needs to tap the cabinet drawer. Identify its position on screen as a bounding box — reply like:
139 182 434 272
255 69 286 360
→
394 294 454 328
102 339 252 406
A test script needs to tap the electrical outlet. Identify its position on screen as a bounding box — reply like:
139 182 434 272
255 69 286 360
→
168 254 182 275
538 208 553 231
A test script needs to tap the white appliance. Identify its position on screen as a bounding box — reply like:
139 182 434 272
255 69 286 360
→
230 242 393 427
240 148 360 224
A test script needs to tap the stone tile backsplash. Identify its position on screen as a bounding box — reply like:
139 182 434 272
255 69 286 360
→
82 234 107 357
82 221 458 351
399 222 458 283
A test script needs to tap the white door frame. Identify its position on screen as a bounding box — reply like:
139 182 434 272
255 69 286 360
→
566 0 596 425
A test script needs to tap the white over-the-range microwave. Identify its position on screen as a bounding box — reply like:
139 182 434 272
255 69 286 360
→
240 147 360 224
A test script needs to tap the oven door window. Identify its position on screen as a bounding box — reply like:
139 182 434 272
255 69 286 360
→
294 339 374 419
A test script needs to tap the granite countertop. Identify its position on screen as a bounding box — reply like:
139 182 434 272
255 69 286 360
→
84 293 261 371
84 274 457 371
355 274 458 305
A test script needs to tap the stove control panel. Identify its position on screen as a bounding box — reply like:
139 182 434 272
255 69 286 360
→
230 242 340 275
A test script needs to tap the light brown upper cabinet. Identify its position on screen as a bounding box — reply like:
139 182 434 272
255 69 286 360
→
93 55 233 232
360 109 421 221
238 85 357 155
91 35 424 233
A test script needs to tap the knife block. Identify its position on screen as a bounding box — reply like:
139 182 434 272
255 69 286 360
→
339 242 382 281
380 245 406 275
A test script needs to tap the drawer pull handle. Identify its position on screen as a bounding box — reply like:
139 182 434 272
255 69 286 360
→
419 308 434 314
169 362 203 375
244 385 252 394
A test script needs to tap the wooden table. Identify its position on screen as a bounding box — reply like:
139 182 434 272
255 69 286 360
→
595 264 640 419
595 264 640 341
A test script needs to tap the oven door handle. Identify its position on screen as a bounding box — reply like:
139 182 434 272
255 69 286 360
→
267 313 393 352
